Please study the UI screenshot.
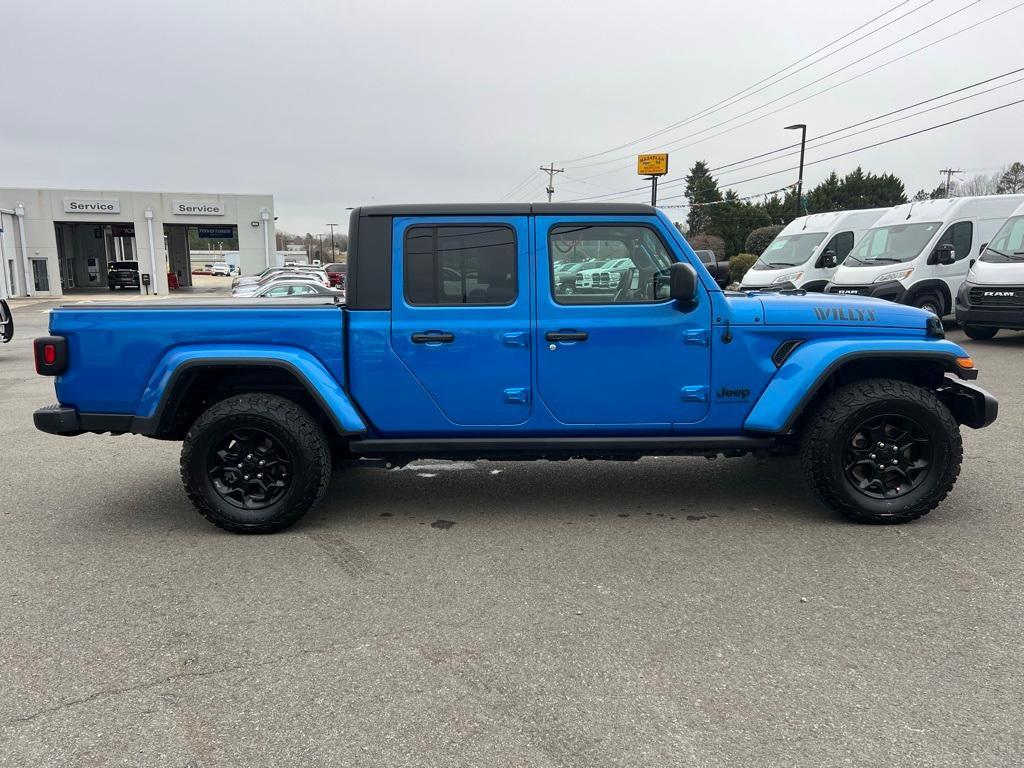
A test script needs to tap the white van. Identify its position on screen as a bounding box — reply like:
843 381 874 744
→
739 208 888 291
827 195 1024 316
954 199 1024 338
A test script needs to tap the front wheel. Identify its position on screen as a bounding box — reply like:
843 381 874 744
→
911 292 943 317
180 393 332 534
800 379 962 524
963 325 998 340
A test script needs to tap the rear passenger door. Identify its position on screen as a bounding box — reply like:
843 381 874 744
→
390 218 532 426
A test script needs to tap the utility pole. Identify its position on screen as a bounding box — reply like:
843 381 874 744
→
785 123 807 218
540 162 565 202
940 168 962 197
317 234 324 263
326 224 339 264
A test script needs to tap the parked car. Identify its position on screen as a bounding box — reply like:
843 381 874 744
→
693 250 730 289
33 202 996 534
250 280 340 298
232 272 328 297
740 209 888 292
325 263 347 288
107 260 140 290
210 262 236 277
0 299 12 343
955 199 1024 339
827 195 1024 316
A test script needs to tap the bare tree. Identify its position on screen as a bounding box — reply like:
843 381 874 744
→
953 173 1000 197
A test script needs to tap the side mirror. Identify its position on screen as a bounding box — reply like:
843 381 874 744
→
934 243 956 265
669 262 698 307
979 242 988 254
821 249 837 269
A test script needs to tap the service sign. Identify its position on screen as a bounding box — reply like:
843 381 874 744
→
64 198 121 214
637 153 669 176
171 200 225 216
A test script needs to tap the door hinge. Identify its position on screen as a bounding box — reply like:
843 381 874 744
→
502 332 529 348
680 385 708 402
684 329 708 346
503 387 530 404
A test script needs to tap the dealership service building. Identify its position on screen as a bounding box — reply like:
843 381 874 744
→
0 188 276 298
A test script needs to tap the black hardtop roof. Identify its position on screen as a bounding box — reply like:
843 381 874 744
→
353 203 657 217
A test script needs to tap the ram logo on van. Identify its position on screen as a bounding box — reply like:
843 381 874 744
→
983 290 1016 297
814 306 877 322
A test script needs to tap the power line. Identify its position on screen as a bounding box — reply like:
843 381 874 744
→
498 169 543 201
654 97 1024 203
567 0 984 178
657 184 797 210
555 0 920 164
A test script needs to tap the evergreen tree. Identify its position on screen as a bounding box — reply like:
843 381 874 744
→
997 162 1024 194
684 161 722 235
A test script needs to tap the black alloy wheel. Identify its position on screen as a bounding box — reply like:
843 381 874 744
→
842 414 932 500
207 428 292 510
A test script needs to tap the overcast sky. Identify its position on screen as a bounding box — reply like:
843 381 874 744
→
4 0 1023 233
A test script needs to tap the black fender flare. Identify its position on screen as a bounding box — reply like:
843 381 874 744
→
904 279 952 314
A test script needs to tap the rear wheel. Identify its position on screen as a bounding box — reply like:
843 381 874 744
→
181 393 331 534
800 378 962 524
963 325 998 340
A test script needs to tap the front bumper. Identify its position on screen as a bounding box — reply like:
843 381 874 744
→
955 301 1024 330
935 378 998 429
34 405 133 436
825 280 907 302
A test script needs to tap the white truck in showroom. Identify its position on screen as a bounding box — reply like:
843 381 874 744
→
739 208 887 292
955 198 1024 339
826 195 1024 316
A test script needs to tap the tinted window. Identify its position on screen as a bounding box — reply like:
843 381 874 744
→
824 231 855 264
549 225 674 305
404 225 517 305
937 221 973 261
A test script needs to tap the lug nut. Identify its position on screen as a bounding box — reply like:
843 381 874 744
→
878 464 885 470
259 460 265 466
243 475 250 480
892 459 898 465
237 463 243 468
257 473 263 479
870 453 876 459
878 442 885 447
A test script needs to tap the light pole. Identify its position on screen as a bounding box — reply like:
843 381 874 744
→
785 123 807 218
326 223 339 264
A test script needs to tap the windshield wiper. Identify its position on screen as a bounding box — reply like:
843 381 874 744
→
765 261 798 268
866 257 903 263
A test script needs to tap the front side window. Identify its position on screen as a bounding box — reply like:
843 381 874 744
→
405 225 517 305
844 222 941 266
821 231 855 265
549 225 674 305
751 232 827 270
980 215 1024 262
936 221 973 261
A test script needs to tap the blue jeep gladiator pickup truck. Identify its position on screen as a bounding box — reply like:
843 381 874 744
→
33 203 996 533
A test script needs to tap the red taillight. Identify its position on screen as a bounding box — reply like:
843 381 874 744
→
34 336 68 376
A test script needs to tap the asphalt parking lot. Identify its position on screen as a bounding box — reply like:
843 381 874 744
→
1 298 1023 767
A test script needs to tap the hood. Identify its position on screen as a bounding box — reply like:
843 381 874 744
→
740 265 807 287
750 291 932 330
966 260 1024 285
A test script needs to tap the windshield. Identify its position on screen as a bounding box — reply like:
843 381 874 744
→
752 233 826 269
980 215 1024 262
844 222 940 266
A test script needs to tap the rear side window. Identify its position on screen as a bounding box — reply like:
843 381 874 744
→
937 221 973 261
549 224 674 305
404 225 517 305
824 231 855 264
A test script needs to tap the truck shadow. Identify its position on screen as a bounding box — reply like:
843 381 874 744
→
306 455 833 530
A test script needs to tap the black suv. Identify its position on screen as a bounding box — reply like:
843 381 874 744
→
108 261 140 290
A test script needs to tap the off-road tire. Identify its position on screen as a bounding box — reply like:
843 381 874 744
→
800 378 962 524
963 325 998 340
181 393 331 534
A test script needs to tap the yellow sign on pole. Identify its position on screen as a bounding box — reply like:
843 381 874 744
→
637 153 669 176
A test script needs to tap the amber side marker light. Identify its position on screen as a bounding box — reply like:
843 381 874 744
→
955 357 975 370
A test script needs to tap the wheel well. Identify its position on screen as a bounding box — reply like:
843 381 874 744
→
154 365 337 441
788 355 954 435
905 280 952 314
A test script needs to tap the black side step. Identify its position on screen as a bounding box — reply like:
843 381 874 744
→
347 435 776 460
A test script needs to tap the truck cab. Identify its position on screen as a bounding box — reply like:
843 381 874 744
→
740 209 887 292
827 195 1024 316
33 203 997 534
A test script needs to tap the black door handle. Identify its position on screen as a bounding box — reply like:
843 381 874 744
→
411 332 455 344
545 331 589 342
